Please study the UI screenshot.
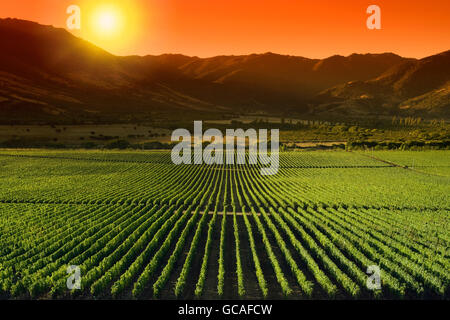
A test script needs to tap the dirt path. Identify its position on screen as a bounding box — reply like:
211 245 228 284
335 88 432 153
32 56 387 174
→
356 152 446 178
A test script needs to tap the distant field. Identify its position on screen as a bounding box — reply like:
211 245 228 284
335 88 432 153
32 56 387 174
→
0 125 173 145
0 150 448 300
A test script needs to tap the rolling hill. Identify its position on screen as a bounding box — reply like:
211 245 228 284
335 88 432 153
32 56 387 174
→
315 50 450 118
0 18 448 124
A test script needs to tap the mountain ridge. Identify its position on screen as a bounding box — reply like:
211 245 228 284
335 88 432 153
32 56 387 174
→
316 50 450 118
0 18 448 124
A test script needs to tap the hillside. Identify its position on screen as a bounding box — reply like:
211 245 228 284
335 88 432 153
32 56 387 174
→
0 19 228 124
0 18 448 124
315 51 450 118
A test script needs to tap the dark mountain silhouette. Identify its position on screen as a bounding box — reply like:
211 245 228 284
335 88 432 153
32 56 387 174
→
0 18 448 124
177 52 408 93
316 50 450 118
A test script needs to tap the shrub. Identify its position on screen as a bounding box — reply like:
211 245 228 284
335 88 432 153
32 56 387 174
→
81 142 97 149
105 140 131 149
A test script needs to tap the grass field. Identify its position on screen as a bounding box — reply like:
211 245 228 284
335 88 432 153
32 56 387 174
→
0 150 448 300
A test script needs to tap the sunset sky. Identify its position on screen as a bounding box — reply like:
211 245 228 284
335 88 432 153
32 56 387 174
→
0 0 449 58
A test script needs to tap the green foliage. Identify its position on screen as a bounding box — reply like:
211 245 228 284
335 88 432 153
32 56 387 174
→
0 149 448 299
105 140 131 150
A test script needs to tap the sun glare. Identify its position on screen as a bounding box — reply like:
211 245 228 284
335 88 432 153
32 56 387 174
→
97 11 118 33
92 5 122 36
76 0 145 55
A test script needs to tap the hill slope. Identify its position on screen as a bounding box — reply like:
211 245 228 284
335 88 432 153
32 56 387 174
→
314 50 450 118
0 18 448 124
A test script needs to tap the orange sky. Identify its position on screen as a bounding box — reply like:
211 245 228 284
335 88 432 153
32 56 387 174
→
1 0 449 58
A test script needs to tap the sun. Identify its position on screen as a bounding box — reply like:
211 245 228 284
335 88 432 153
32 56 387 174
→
97 11 118 33
92 5 123 37
76 0 145 54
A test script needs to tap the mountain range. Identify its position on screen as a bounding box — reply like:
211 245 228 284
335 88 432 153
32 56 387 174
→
0 18 448 124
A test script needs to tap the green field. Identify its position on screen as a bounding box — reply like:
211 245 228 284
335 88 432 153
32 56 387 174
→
0 150 448 299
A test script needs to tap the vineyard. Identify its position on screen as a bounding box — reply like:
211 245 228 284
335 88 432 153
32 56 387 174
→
0 150 448 299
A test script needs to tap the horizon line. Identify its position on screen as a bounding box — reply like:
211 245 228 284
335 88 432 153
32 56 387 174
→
1 17 447 60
